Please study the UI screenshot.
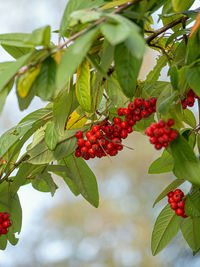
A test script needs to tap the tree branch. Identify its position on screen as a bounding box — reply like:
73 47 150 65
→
0 154 30 184
146 15 188 45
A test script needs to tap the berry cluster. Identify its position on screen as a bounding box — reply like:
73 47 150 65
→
75 121 124 160
117 97 157 122
145 119 178 150
181 89 199 109
167 189 187 218
0 212 12 235
75 97 157 160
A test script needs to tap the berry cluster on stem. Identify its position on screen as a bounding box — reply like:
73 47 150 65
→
145 119 178 150
167 189 187 218
75 97 157 159
0 212 12 235
181 89 199 109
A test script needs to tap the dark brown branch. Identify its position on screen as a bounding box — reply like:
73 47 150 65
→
146 15 188 45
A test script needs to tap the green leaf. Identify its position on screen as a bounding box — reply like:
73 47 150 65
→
28 129 77 164
76 59 91 112
53 85 73 136
0 52 33 93
124 30 145 59
149 150 173 174
17 66 41 98
2 44 33 59
181 217 200 251
0 81 13 113
24 26 51 46
156 84 178 115
45 121 59 150
171 135 200 186
182 109 196 128
0 33 32 47
10 163 36 196
153 179 184 207
186 66 200 97
69 10 101 27
59 0 105 36
34 57 57 101
0 235 7 250
146 54 168 82
185 186 200 217
151 204 181 255
0 107 51 159
56 27 99 91
63 155 99 207
101 19 131 46
171 0 195 12
32 172 58 196
114 42 142 98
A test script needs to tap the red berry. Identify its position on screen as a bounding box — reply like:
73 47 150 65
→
177 200 185 209
187 89 195 97
145 127 153 137
96 130 103 138
164 127 171 135
121 121 128 129
163 142 169 148
128 102 136 111
98 138 107 147
117 144 123 151
170 202 178 210
92 125 100 133
120 129 128 139
105 125 113 135
85 140 92 148
150 123 158 130
88 148 95 156
170 130 178 140
143 100 151 109
150 136 157 144
86 131 93 139
158 136 165 144
107 142 114 150
133 108 141 116
75 131 83 139
158 120 166 128
135 98 143 107
182 212 188 218
2 228 8 235
141 110 148 118
167 191 174 198
173 193 182 202
186 96 195 107
123 108 130 116
118 108 124 116
176 208 184 216
167 119 174 127
81 146 88 156
168 197 174 204
75 149 81 157
162 134 169 143
2 221 9 228
77 138 85 147
127 126 133 133
149 97 157 106
89 135 97 144
2 213 9 221
112 138 121 146
113 124 121 132
92 144 99 151
174 189 184 197
113 117 121 124
134 115 141 121
182 100 187 109
127 119 135 126
154 143 162 150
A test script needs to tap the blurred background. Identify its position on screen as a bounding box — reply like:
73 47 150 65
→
0 1 199 266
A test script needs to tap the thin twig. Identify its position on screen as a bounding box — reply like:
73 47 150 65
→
0 154 30 184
